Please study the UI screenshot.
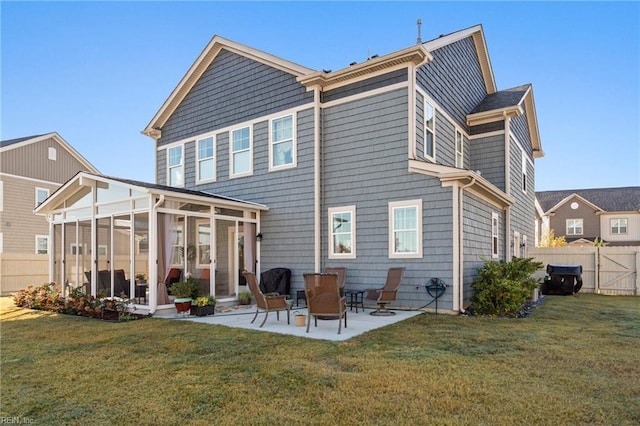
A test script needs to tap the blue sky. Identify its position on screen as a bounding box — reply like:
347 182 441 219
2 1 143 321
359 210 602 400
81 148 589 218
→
2 1 638 191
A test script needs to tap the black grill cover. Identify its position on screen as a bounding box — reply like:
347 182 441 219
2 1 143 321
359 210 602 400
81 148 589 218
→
546 264 582 276
260 268 291 296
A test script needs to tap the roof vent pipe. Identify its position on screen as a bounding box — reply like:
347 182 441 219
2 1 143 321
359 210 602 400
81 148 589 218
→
416 18 422 44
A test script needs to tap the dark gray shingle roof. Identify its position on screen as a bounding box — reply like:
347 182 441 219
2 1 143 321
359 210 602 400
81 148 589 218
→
472 84 531 114
536 187 640 213
0 134 47 148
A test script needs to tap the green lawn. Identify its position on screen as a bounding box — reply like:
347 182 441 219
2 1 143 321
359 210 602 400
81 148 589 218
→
1 294 638 425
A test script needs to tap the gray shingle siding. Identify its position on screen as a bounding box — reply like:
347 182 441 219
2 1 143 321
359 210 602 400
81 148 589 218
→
469 133 506 191
322 68 407 103
470 121 505 135
417 37 487 132
508 135 535 252
462 193 503 305
321 88 455 309
511 114 532 157
158 49 313 146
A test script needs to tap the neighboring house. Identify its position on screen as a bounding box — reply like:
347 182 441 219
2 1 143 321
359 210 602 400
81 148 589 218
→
536 187 640 246
0 132 99 294
136 23 542 314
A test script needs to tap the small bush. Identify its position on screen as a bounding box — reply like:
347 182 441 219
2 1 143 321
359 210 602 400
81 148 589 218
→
471 257 543 316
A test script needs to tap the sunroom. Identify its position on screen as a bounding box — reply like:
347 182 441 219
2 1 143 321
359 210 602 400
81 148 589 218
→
35 172 268 313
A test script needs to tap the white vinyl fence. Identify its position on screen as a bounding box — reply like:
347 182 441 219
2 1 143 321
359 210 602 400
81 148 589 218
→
529 246 640 296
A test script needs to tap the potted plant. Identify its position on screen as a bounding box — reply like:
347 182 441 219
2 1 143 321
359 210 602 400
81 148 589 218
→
169 279 199 314
135 273 146 284
190 295 216 316
293 310 306 327
238 291 252 305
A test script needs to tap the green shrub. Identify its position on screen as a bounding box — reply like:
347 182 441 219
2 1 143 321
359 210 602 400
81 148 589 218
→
471 257 543 316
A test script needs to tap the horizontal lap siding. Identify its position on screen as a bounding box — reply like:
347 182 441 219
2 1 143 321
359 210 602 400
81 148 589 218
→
462 193 502 306
469 134 506 191
509 135 535 253
158 49 313 146
322 69 407 103
416 37 487 132
322 88 455 309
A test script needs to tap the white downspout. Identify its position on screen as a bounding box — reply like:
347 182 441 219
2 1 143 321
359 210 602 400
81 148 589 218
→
314 87 321 272
148 194 164 314
457 177 476 312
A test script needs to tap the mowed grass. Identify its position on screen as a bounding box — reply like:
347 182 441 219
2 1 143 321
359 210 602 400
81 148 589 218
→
1 294 638 425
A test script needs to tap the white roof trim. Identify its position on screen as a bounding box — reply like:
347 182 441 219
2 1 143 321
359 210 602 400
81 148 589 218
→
424 25 496 94
546 193 604 215
0 132 99 174
142 35 315 138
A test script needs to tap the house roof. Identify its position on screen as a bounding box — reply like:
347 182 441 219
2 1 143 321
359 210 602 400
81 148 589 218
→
0 134 47 147
35 172 268 216
142 35 315 138
0 132 100 174
536 187 640 213
471 84 531 113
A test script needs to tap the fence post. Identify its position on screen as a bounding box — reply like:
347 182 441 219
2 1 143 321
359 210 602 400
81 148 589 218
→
636 248 640 296
595 247 600 294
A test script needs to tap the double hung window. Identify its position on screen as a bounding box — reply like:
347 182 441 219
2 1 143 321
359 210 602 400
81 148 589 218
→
455 129 464 168
491 212 499 258
389 200 422 258
168 146 184 187
611 218 627 235
424 101 435 160
231 126 252 177
36 187 49 207
329 206 356 259
566 219 583 236
197 137 215 183
270 115 295 170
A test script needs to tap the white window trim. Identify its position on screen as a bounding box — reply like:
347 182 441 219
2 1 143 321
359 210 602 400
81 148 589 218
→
513 231 521 258
521 151 528 194
389 199 423 259
167 145 184 188
0 181 3 212
35 187 50 207
611 218 628 235
229 125 253 178
196 136 216 184
70 243 85 255
269 113 297 172
328 205 356 260
171 224 184 267
491 212 499 259
423 99 436 162
48 147 57 161
35 235 49 254
455 128 464 168
566 218 583 236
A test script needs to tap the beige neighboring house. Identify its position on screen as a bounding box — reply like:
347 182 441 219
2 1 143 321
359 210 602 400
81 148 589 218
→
536 187 640 247
0 132 99 294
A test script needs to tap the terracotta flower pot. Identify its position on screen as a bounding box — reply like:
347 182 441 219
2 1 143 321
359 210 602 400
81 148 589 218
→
174 297 192 314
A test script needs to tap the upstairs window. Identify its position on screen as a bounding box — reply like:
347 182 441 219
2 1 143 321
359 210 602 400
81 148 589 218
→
611 218 628 235
389 199 422 259
424 101 435 160
197 136 215 183
329 206 356 259
231 126 252 177
35 187 49 207
167 146 184 187
270 114 296 170
566 219 583 236
455 129 464 168
48 147 57 161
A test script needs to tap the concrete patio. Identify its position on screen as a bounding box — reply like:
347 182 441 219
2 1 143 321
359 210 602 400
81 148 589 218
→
154 304 422 341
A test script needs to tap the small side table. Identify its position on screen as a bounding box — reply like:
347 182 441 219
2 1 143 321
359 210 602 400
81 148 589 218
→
296 289 306 307
344 289 365 313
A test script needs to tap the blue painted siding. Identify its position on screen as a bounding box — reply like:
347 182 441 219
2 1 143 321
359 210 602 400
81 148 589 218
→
417 37 487 132
321 87 455 310
158 49 313 146
508 135 535 255
469 133 506 192
322 68 407 103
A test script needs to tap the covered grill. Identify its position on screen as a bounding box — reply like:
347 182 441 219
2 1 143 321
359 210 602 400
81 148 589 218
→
541 264 583 295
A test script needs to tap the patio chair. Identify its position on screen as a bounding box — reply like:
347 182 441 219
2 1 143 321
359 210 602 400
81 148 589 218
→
325 267 346 290
304 273 347 334
113 269 130 298
365 267 405 316
243 272 291 328
164 268 182 293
